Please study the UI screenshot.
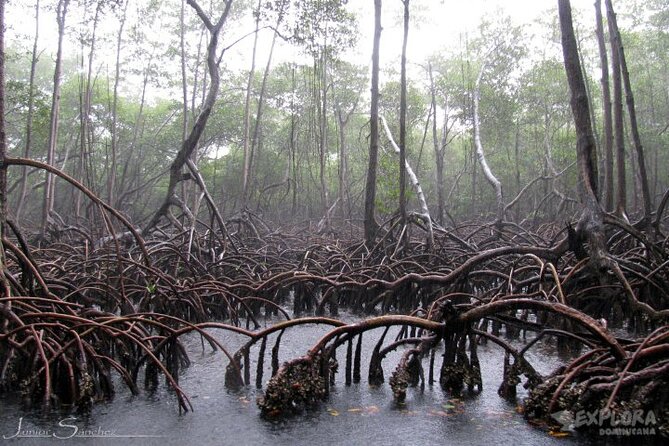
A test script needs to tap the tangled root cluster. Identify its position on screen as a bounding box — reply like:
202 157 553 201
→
258 358 327 416
523 328 669 437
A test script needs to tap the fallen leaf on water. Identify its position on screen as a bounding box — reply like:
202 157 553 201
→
347 408 362 413
442 403 456 410
548 430 571 438
327 408 340 416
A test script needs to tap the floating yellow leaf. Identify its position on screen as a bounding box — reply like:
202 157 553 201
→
347 408 362 413
327 409 340 416
548 430 571 438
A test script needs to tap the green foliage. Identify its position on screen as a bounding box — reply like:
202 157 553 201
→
2 0 667 227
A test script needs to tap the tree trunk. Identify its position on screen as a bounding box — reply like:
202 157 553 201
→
0 0 8 295
594 0 614 212
16 0 40 224
75 1 102 221
473 58 504 222
428 62 445 226
40 0 70 239
143 0 232 234
558 0 607 265
248 21 282 211
108 0 128 208
317 52 330 222
0 0 6 232
180 0 189 141
364 0 382 246
290 64 298 216
398 0 409 229
605 0 652 222
606 0 627 219
335 104 351 218
241 0 261 208
381 117 434 248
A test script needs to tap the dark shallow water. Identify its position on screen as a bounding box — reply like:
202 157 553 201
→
0 318 616 445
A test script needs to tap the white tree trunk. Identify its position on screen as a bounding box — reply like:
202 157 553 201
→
473 62 504 221
380 116 434 248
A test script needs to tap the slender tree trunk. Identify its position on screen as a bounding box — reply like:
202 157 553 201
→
0 0 6 232
116 60 149 210
248 20 282 210
595 0 614 212
606 0 626 219
381 117 434 248
428 63 444 225
108 0 128 207
473 58 504 222
514 121 521 221
398 0 409 228
16 0 40 223
40 0 70 238
180 0 189 141
144 0 232 234
241 0 261 208
316 49 330 222
290 64 298 215
0 0 8 295
75 1 101 220
335 106 349 218
364 0 382 246
605 0 652 221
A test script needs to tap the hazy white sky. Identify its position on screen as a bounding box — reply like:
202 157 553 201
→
346 0 595 66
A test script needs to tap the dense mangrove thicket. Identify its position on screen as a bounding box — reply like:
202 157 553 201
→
0 0 668 442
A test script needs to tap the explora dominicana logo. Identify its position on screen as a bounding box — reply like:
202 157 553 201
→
551 408 658 436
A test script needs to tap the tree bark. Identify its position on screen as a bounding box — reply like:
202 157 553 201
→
606 0 627 219
398 0 409 229
40 0 70 238
143 0 232 234
75 1 102 220
241 0 261 208
428 63 445 225
0 0 9 295
316 52 330 222
248 20 282 211
108 0 128 209
364 0 382 246
473 57 504 222
605 0 652 221
558 0 608 266
381 116 434 248
16 0 40 224
594 0 614 212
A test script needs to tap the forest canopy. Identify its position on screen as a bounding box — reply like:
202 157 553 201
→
2 0 666 229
